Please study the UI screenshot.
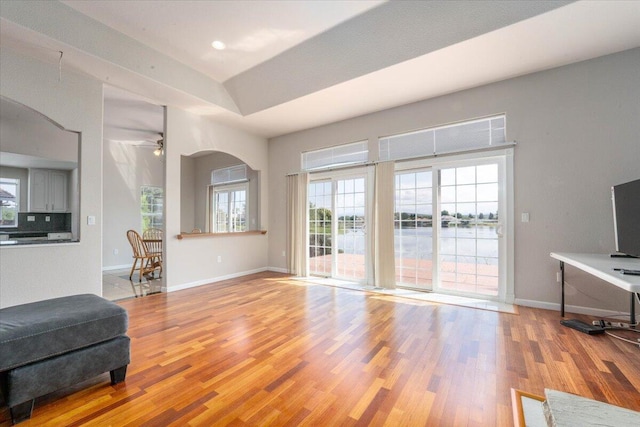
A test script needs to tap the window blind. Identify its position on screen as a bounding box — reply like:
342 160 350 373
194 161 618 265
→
212 164 247 185
379 115 506 162
302 140 368 171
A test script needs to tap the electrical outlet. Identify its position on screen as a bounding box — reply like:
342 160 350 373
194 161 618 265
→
556 272 561 283
113 249 119 255
45 216 51 222
282 250 285 257
27 215 35 222
521 212 530 222
217 255 222 263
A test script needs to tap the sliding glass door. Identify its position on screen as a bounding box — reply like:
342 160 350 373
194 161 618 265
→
308 181 332 276
308 175 368 282
394 170 434 289
305 151 510 301
395 154 509 300
438 162 501 296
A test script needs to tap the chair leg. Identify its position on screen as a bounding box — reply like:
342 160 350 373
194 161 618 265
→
129 259 138 280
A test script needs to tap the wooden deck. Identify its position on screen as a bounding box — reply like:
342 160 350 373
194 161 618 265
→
310 254 499 295
2 271 638 426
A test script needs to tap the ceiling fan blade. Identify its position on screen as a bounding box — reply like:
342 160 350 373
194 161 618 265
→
104 126 162 143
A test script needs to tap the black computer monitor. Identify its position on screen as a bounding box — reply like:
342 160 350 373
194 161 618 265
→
612 178 640 258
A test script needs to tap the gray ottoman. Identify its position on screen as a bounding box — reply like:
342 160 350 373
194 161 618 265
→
0 294 130 424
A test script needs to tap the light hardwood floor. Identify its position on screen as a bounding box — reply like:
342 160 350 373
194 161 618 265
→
2 271 639 426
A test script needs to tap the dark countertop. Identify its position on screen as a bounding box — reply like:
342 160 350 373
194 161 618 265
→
1 239 78 246
0 231 71 237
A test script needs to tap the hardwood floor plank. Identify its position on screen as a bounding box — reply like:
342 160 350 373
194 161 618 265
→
2 271 639 426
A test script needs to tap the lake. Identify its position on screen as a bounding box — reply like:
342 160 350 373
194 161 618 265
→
337 226 499 265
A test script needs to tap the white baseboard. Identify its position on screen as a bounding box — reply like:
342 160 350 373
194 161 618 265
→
102 264 131 272
268 266 289 274
515 298 631 319
163 267 270 293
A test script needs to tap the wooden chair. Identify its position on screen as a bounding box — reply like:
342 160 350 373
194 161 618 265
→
142 228 163 267
126 230 162 282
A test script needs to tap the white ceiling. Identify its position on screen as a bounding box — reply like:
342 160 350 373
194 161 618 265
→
61 0 385 83
2 1 640 140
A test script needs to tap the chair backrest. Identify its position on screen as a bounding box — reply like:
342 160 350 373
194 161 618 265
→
126 230 148 258
143 228 163 241
142 228 163 255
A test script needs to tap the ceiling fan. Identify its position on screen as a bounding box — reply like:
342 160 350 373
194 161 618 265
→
130 134 163 156
152 135 164 156
104 125 164 155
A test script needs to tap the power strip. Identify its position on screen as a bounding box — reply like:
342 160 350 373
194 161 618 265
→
592 320 640 346
592 320 630 329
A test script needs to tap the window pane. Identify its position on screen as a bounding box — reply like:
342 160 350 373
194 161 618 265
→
141 186 163 232
394 170 433 289
213 185 248 232
0 178 19 228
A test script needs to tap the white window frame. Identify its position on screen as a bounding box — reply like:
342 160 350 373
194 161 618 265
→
308 166 374 284
209 182 249 233
395 148 514 303
0 177 20 228
141 186 163 233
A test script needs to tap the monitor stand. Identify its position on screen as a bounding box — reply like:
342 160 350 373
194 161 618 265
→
610 253 639 258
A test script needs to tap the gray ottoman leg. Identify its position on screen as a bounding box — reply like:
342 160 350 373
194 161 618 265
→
10 399 34 425
110 366 127 384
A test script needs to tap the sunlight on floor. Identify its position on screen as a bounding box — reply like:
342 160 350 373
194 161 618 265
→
102 268 164 301
293 276 517 314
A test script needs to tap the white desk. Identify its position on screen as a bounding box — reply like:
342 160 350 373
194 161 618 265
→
511 388 640 426
550 253 640 323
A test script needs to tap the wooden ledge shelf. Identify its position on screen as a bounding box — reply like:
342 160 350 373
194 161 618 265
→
177 230 267 240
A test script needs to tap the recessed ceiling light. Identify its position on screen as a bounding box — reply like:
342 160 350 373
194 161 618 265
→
211 40 226 50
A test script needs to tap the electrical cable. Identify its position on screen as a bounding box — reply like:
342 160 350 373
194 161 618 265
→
604 330 640 347
565 281 640 324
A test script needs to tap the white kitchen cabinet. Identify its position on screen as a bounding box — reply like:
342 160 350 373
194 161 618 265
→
29 169 68 212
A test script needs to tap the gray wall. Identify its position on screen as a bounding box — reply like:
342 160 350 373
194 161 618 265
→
0 48 103 308
268 48 640 315
102 140 164 268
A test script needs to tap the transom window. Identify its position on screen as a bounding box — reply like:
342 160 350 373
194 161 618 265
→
379 115 506 162
302 140 368 171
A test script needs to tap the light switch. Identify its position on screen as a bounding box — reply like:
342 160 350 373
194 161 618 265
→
87 215 96 225
27 215 35 222
45 216 51 222
521 212 530 223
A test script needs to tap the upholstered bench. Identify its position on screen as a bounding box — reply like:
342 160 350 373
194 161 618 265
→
0 294 130 424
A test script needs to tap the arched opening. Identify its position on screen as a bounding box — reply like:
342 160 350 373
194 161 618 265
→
180 151 260 233
0 96 80 245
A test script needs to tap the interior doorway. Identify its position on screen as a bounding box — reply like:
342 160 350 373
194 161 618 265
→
101 85 166 298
